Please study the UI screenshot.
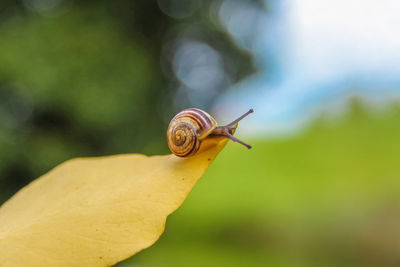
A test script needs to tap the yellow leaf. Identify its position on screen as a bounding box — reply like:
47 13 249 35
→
0 137 228 266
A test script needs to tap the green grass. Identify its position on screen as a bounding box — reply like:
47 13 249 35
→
120 104 400 267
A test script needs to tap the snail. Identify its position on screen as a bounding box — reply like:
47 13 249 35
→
167 108 254 157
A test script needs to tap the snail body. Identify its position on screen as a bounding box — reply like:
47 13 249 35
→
167 108 253 157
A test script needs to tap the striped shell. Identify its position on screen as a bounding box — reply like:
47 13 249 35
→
167 108 217 157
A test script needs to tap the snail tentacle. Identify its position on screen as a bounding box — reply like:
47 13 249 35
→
210 109 254 149
226 109 254 127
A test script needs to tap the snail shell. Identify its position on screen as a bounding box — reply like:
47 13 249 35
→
167 108 217 157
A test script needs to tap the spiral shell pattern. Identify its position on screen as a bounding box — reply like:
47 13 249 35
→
167 108 217 157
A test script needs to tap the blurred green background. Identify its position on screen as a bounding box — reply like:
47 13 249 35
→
0 0 253 202
1 0 400 266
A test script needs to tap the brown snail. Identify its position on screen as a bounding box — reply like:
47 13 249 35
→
167 108 254 157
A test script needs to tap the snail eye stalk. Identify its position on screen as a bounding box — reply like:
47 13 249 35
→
226 109 254 127
210 109 254 149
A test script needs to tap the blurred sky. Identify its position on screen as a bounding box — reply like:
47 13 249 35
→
212 0 400 137
1 0 399 146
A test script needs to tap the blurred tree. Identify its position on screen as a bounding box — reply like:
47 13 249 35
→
0 0 256 202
